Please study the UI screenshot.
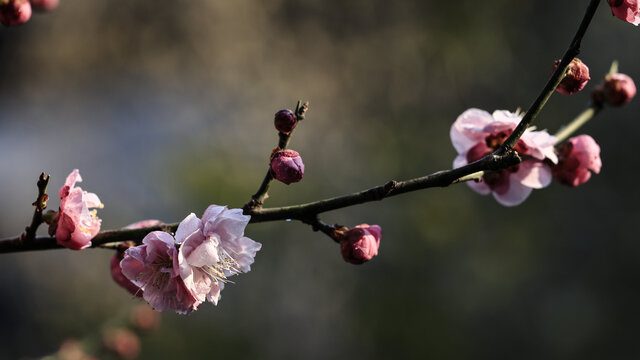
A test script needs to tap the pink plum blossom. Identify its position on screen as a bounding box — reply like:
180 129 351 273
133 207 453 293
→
552 135 602 187
177 205 261 306
451 109 558 206
339 224 381 265
120 231 199 314
608 0 640 25
0 0 31 27
55 169 103 250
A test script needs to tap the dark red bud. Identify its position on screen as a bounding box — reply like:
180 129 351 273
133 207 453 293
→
274 109 298 135
554 58 590 95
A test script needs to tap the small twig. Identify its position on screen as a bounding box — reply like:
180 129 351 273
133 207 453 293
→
554 105 601 143
20 172 50 243
243 101 309 211
302 217 339 243
497 0 601 155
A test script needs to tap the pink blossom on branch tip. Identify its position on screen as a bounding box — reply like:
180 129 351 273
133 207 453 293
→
339 224 381 265
552 135 602 187
450 109 558 206
55 169 103 250
608 0 640 25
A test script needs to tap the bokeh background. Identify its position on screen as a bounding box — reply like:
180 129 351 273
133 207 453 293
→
1 0 639 359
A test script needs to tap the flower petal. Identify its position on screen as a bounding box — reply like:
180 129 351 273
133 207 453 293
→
513 160 552 189
450 108 495 154
493 176 533 206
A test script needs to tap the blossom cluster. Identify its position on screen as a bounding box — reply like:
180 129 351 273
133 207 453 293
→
116 205 262 314
451 109 559 206
450 109 605 206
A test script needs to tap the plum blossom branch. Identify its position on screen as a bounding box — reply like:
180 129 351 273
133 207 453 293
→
497 0 601 155
0 0 605 254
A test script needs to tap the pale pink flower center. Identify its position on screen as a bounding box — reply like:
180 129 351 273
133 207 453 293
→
195 241 242 284
139 257 174 290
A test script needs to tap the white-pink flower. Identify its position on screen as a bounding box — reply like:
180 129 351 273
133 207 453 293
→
450 109 558 206
56 169 103 250
120 231 199 314
177 205 261 306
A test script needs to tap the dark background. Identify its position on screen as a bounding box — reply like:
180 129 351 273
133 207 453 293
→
0 1 639 359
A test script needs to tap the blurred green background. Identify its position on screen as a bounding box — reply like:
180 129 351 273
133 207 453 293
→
1 0 639 359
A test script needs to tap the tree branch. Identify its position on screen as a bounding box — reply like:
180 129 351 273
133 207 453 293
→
497 0 601 155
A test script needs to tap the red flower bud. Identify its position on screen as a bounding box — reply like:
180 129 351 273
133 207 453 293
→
340 224 381 265
0 0 31 27
270 149 304 184
552 135 601 187
554 58 590 95
274 109 298 135
603 73 636 106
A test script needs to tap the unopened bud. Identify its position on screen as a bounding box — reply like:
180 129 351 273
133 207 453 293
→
274 109 298 135
552 135 601 187
554 58 590 95
339 224 381 265
270 149 304 184
602 73 636 106
0 0 31 26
